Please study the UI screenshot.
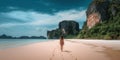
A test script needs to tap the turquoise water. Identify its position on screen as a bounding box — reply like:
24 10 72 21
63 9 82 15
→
0 39 48 50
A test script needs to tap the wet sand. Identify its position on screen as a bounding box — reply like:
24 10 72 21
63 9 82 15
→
0 39 120 60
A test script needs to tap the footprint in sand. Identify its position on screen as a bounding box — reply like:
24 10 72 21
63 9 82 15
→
50 45 77 60
50 47 56 60
63 50 77 60
69 53 77 60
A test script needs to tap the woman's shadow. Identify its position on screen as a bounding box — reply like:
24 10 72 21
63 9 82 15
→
63 50 71 53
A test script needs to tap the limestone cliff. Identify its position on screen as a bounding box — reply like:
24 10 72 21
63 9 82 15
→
86 0 110 29
47 20 79 39
78 0 120 39
86 0 120 29
59 21 79 35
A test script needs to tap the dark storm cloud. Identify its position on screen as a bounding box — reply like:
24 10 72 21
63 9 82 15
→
0 0 91 14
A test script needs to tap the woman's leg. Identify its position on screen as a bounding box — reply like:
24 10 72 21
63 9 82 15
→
61 45 63 52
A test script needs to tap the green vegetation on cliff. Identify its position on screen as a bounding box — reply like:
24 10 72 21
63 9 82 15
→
77 0 120 39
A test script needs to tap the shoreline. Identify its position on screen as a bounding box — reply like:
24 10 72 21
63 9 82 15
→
0 39 51 50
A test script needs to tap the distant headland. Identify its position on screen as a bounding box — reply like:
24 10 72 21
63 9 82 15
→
0 34 46 39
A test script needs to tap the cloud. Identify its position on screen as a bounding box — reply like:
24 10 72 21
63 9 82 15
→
1 11 33 22
0 9 86 27
56 9 86 21
0 14 26 24
0 0 91 14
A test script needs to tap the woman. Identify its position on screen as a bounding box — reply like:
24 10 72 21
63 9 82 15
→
60 36 64 52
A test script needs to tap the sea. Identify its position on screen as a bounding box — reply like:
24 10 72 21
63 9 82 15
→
0 39 49 50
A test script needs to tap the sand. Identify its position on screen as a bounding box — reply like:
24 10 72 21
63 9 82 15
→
0 39 120 60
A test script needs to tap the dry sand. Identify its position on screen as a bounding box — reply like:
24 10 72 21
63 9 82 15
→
0 39 120 60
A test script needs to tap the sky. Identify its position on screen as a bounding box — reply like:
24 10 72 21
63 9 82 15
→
0 0 92 37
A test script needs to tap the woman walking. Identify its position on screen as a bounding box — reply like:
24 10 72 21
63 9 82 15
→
60 35 64 52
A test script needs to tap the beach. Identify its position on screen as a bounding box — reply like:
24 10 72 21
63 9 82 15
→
0 39 120 60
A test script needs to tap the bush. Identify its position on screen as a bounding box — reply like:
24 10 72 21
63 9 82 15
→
104 35 112 40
